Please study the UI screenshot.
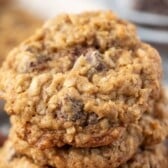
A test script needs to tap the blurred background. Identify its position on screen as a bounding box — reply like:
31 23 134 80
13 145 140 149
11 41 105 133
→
0 0 168 139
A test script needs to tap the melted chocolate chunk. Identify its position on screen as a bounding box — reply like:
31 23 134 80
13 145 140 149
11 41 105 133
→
57 97 100 126
85 49 107 80
69 46 94 66
85 50 106 71
57 97 87 126
28 54 51 72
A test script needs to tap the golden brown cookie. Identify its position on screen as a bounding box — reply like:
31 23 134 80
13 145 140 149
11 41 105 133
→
1 140 167 168
0 11 162 149
0 141 39 168
120 143 168 168
7 88 167 168
140 88 168 145
9 124 142 168
10 120 167 168
0 4 42 65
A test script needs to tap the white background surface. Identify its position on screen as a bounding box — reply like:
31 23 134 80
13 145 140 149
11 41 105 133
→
17 0 107 19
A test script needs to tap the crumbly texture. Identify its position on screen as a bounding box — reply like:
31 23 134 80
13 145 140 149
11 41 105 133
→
121 88 168 168
0 11 162 148
0 142 39 168
140 88 168 145
0 5 42 65
1 140 167 168
9 118 167 168
120 143 168 168
8 89 168 168
9 124 142 168
1 88 168 167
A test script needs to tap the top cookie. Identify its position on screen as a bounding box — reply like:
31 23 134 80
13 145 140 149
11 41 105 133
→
0 11 162 148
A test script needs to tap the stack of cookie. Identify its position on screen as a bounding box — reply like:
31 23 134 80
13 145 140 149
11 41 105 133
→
0 11 167 168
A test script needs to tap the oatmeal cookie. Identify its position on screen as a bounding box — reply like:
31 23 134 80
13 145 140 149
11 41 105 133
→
140 88 168 145
120 142 168 168
1 140 167 168
9 90 168 168
0 11 162 148
0 141 39 168
0 5 42 65
6 125 143 168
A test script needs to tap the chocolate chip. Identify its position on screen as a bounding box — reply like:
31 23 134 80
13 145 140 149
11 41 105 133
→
28 54 51 72
57 97 87 126
85 50 106 71
70 46 86 58
69 46 94 65
56 97 101 126
37 54 51 63
85 50 107 80
56 105 67 121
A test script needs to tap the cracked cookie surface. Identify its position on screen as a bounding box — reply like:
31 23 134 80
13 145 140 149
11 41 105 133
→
0 11 162 148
